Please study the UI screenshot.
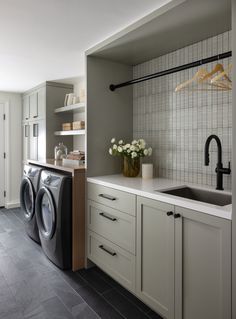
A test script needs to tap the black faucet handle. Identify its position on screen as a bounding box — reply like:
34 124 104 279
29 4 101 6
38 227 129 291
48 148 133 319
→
228 161 231 169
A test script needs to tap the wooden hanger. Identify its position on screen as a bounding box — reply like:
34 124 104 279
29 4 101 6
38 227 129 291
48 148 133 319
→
175 63 232 92
198 63 227 82
210 64 232 90
175 68 209 92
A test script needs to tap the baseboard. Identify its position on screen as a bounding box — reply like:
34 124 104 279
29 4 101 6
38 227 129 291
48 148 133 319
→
5 202 20 209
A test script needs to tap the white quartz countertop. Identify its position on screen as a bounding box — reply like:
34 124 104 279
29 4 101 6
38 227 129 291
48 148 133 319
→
87 175 232 220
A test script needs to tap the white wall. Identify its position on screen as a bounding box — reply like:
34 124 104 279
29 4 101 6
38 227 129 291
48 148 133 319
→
0 92 22 208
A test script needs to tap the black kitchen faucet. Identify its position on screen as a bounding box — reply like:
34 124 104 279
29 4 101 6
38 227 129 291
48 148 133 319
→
204 135 231 190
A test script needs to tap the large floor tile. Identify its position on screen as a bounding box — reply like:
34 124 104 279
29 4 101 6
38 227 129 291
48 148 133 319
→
75 285 123 319
103 289 151 319
77 268 113 294
0 207 162 319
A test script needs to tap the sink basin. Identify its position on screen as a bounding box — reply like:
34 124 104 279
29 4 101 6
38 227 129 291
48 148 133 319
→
160 186 232 206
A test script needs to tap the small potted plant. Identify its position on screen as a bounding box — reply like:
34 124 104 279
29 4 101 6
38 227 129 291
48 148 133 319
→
109 138 152 177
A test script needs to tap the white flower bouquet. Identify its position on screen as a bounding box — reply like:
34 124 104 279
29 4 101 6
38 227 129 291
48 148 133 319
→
109 138 152 159
109 138 152 177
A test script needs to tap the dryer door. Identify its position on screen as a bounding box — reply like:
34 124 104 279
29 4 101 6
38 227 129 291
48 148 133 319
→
36 186 56 240
20 177 35 221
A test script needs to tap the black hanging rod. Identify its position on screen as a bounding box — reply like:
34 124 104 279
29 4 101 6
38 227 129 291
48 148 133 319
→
109 51 232 91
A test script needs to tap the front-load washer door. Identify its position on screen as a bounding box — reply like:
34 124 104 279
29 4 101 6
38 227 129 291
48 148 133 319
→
20 177 35 221
36 187 56 240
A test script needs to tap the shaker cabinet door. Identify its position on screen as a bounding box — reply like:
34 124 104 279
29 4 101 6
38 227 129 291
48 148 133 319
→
23 96 30 121
22 123 30 162
29 122 38 160
174 206 231 319
136 196 175 319
36 87 46 119
29 92 38 119
37 120 46 160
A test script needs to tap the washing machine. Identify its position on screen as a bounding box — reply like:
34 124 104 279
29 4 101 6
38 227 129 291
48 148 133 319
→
20 164 43 243
35 170 72 270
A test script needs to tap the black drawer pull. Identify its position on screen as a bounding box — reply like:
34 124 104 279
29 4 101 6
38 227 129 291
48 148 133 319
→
174 213 181 219
33 115 38 118
99 245 117 256
99 212 117 221
99 194 117 201
166 211 173 216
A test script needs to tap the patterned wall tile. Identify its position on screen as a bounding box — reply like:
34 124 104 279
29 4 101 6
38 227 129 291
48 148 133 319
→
133 31 232 190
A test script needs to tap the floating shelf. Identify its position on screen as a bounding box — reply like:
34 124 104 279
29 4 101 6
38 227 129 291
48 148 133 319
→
54 130 85 136
54 103 85 114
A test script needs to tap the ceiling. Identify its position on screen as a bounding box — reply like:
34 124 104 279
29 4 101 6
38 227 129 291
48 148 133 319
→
0 0 171 92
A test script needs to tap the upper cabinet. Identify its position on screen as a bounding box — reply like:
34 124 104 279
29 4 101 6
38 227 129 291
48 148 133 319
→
23 88 46 123
22 95 30 121
37 87 46 119
29 92 38 120
22 81 73 163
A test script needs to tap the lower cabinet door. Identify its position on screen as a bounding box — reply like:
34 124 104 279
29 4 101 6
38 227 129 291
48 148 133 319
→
87 230 135 292
29 122 38 160
174 206 231 319
22 123 30 162
136 196 175 319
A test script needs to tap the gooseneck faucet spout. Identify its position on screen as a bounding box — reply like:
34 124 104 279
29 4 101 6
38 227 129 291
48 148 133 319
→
204 135 222 166
204 135 231 190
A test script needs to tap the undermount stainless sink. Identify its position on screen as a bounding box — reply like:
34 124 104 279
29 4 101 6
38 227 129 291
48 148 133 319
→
160 186 232 206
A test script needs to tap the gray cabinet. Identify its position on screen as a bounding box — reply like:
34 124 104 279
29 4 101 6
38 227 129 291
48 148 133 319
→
22 81 73 163
137 196 231 319
174 206 231 319
29 122 38 160
29 92 38 119
23 96 30 121
28 120 46 161
22 123 30 163
37 87 46 119
87 183 136 292
136 196 175 319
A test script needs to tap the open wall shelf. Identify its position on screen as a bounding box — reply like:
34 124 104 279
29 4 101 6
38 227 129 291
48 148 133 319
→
54 130 85 136
54 103 85 114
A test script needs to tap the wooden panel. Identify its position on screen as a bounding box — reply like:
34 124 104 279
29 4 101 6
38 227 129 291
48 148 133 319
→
136 196 175 319
87 200 136 254
88 230 135 292
175 206 231 319
88 182 136 216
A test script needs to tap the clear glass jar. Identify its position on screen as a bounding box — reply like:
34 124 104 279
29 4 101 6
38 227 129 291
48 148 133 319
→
54 142 68 160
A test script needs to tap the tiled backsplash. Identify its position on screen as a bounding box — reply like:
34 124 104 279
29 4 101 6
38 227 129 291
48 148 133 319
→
133 31 232 189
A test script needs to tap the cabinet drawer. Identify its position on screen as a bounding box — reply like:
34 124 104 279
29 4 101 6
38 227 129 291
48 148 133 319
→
87 182 136 216
88 200 135 254
88 230 135 292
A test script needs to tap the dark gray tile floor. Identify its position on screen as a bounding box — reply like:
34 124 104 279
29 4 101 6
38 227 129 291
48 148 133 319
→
0 207 163 319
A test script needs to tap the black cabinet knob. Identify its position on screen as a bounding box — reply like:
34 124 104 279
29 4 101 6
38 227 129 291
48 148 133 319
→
166 211 173 216
174 213 181 219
